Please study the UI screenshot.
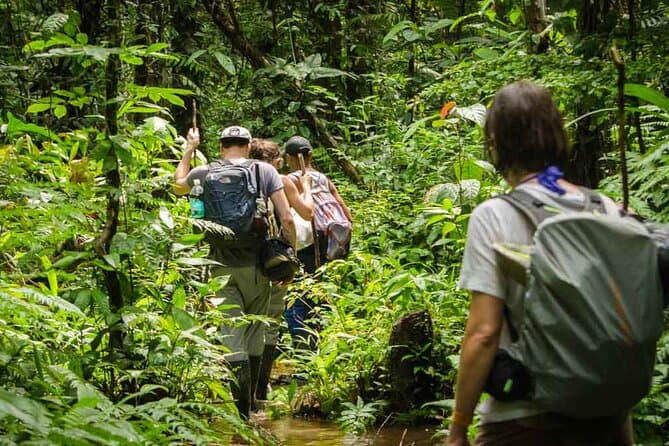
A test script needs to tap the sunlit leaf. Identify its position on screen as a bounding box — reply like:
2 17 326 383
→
454 103 486 127
159 206 174 230
27 103 52 114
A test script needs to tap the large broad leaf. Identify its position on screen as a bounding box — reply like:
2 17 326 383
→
424 180 480 203
6 112 59 141
172 308 196 330
424 18 455 35
159 206 174 230
624 83 669 114
382 21 413 45
474 47 499 60
453 159 484 180
459 179 481 200
214 51 236 75
454 103 487 127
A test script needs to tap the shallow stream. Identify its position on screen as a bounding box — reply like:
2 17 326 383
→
256 413 439 446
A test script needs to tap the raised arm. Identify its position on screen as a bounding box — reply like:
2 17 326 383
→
282 175 313 221
173 128 199 196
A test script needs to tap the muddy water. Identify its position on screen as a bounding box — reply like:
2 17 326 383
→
256 413 440 446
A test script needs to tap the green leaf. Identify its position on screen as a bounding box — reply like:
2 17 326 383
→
162 93 185 107
624 83 669 114
51 252 92 270
27 103 52 114
159 206 174 230
0 389 52 431
382 21 413 45
103 253 121 269
460 179 481 200
402 29 422 43
474 47 499 60
54 105 67 118
424 18 455 35
453 159 483 180
120 53 143 65
186 49 207 65
403 114 438 141
173 287 186 310
0 231 11 250
146 43 169 53
454 103 487 127
172 308 195 330
214 52 236 75
175 257 221 267
6 112 57 140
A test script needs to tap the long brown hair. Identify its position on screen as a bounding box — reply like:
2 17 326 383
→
484 81 569 176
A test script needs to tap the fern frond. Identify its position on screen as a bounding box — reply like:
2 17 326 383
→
41 13 69 33
6 286 84 316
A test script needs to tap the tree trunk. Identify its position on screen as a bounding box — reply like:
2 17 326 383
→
200 0 363 185
386 310 439 412
96 0 124 357
77 0 103 43
524 0 549 53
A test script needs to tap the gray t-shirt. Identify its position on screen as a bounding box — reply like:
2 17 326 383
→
457 182 619 424
186 158 283 200
186 158 284 266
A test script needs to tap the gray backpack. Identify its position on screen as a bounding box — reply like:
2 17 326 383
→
491 189 664 418
203 159 259 233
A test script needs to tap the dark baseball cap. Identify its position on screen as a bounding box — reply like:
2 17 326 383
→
284 135 312 155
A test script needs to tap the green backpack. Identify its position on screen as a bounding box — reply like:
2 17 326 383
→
489 189 664 418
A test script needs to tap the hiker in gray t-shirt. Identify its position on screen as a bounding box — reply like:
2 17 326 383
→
448 82 633 446
174 126 295 420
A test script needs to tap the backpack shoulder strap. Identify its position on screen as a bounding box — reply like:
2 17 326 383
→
497 189 554 230
499 187 607 230
579 187 607 214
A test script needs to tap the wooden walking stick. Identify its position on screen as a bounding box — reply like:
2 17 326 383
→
611 45 630 213
298 152 321 268
191 99 198 168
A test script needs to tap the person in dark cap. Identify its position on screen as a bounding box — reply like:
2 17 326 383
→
282 135 352 350
174 126 296 419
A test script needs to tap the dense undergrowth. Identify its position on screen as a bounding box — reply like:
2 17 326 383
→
2 2 669 445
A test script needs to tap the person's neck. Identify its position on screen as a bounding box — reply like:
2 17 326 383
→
506 169 581 194
221 148 247 160
505 170 537 188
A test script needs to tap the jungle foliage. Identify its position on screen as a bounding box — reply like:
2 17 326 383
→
1 0 669 444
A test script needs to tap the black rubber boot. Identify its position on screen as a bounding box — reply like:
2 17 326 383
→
256 344 276 401
228 360 251 419
249 355 262 412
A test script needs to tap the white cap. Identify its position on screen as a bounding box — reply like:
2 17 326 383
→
219 126 251 143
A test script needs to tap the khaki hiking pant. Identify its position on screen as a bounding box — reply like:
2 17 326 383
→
212 264 271 363
264 284 287 346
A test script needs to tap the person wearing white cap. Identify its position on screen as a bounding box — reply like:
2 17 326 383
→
174 125 295 419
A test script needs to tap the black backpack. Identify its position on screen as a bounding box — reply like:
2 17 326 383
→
203 159 259 234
